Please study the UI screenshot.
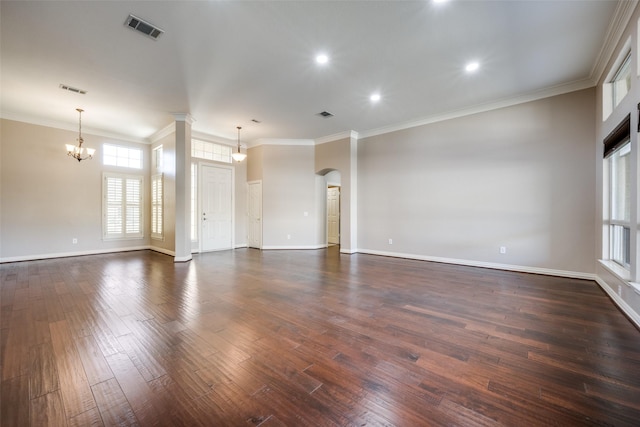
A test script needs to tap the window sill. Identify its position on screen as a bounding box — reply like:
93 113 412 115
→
598 259 631 282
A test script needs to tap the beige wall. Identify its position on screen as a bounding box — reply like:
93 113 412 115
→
358 88 597 275
261 144 318 248
0 119 151 260
315 137 355 252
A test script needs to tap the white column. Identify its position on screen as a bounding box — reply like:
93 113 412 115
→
173 114 193 262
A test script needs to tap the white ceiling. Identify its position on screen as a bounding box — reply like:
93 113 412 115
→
0 1 629 144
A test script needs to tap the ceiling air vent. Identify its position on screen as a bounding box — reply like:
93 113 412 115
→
124 14 164 40
59 84 87 95
318 111 334 118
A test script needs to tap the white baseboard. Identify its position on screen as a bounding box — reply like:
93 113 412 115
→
149 246 175 257
356 249 596 281
174 255 193 262
262 244 328 250
340 247 358 254
234 244 248 249
595 276 640 329
0 246 150 263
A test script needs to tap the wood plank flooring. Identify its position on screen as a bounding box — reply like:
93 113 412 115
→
1 247 639 426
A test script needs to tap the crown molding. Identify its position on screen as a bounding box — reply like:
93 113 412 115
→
358 78 594 140
171 113 195 124
191 130 236 147
590 0 638 85
249 138 315 148
0 111 149 144
149 122 175 143
315 130 359 145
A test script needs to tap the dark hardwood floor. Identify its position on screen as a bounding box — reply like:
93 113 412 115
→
1 247 639 426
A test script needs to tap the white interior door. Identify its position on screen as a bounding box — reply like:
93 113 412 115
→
247 181 262 249
200 165 233 251
327 186 340 245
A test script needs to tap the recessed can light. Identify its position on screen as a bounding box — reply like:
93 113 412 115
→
370 93 381 103
316 54 329 65
465 61 480 73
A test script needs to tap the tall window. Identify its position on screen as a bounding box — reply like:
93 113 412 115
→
103 144 143 169
192 140 232 163
153 145 163 172
103 173 143 239
151 174 163 240
191 163 198 241
604 115 631 269
611 51 631 108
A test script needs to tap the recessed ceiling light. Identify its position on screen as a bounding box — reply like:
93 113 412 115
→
370 93 381 103
465 61 480 73
433 0 449 4
315 54 329 65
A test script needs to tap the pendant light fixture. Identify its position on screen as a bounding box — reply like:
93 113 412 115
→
65 108 95 162
231 126 247 162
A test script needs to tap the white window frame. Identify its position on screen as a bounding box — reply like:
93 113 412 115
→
153 145 163 172
609 142 632 269
103 143 143 169
191 163 198 242
103 173 144 240
603 39 632 121
151 173 164 240
192 139 232 163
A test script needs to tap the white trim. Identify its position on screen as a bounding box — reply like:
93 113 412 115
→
595 276 640 329
172 113 195 125
0 112 149 144
340 248 358 255
249 138 315 148
358 79 594 140
315 130 359 145
357 249 596 280
0 246 150 263
598 259 632 282
262 245 327 250
174 255 193 262
149 123 175 143
234 244 248 249
150 246 175 256
191 131 236 147
590 0 638 84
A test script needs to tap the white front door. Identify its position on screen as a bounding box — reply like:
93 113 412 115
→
327 186 340 245
247 181 262 249
200 165 233 251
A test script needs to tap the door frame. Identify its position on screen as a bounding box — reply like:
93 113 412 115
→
198 162 235 253
247 180 263 249
326 182 341 246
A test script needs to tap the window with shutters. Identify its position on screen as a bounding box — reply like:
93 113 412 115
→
103 173 144 240
151 173 163 240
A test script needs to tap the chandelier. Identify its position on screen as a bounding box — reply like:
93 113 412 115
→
231 126 247 162
65 108 95 162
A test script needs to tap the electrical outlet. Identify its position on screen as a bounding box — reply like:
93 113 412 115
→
388 238 393 245
72 238 78 244
618 285 622 295
287 234 291 240
499 246 507 254
303 211 309 217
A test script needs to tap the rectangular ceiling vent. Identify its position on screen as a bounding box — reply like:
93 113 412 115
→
59 84 87 95
125 14 164 40
318 111 334 118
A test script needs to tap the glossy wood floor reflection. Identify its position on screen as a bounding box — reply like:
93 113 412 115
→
2 248 640 426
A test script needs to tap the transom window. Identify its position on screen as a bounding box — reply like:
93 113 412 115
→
611 51 631 108
192 140 232 163
104 144 143 169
